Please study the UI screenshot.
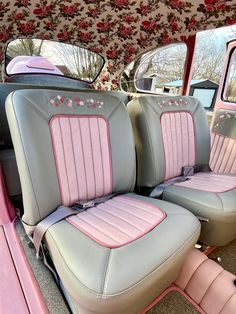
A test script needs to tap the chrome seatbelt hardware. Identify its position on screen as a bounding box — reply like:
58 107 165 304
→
75 200 95 210
196 216 209 223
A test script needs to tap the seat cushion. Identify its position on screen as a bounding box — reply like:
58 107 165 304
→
45 193 200 314
67 195 166 248
163 172 236 246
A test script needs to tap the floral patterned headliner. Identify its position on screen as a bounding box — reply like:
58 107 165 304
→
0 0 236 89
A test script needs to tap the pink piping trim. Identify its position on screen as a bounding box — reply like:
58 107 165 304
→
141 284 206 314
160 110 197 181
69 196 166 249
211 131 235 139
174 179 236 193
0 163 16 225
49 114 113 204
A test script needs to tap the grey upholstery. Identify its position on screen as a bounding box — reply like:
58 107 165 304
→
0 83 129 150
128 95 236 247
0 149 21 198
6 89 200 313
0 83 128 200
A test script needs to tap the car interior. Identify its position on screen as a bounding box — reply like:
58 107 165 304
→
0 1 235 314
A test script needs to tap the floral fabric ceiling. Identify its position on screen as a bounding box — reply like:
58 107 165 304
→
0 0 236 88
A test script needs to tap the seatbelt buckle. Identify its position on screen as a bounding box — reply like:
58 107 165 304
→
75 200 95 210
182 166 194 177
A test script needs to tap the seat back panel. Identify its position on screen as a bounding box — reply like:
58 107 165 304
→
6 90 135 227
161 111 196 180
128 96 210 187
50 115 112 206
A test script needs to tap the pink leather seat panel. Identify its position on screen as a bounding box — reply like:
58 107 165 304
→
161 112 196 180
210 133 236 174
50 115 112 206
67 196 166 248
174 172 236 193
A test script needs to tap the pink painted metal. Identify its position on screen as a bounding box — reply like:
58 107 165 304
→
4 221 49 314
174 172 236 192
50 115 113 205
0 163 15 225
161 111 196 180
68 195 166 248
0 226 29 313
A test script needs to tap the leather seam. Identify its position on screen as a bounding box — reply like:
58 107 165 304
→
46 223 200 298
102 250 112 294
199 269 224 305
184 258 208 292
14 92 49 122
215 193 225 212
11 92 42 220
140 101 157 185
219 292 236 314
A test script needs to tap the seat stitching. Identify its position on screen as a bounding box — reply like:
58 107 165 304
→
13 92 49 121
215 193 225 212
69 118 80 200
100 203 150 225
199 269 224 305
218 137 230 173
111 197 163 217
221 140 235 173
101 250 111 294
88 118 97 197
92 208 143 234
184 258 208 292
72 215 122 242
58 117 71 205
140 100 158 184
83 211 133 239
103 202 153 223
218 292 236 314
97 118 105 195
107 100 122 120
99 207 144 231
78 118 88 201
210 133 221 170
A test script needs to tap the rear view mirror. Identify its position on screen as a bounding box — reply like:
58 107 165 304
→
5 39 104 83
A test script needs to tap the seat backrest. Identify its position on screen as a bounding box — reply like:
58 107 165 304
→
128 96 210 188
6 90 136 228
0 83 129 150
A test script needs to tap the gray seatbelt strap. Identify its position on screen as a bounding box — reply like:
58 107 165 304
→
33 206 78 259
149 176 188 198
149 164 210 199
33 193 119 258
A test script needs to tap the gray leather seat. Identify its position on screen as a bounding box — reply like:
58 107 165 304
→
0 83 129 200
128 95 236 247
6 89 200 314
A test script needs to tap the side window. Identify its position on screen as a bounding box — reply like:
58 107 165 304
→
224 48 236 103
121 43 187 94
190 25 236 110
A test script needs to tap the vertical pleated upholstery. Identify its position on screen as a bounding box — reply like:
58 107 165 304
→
210 132 236 174
50 115 112 206
161 112 196 180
